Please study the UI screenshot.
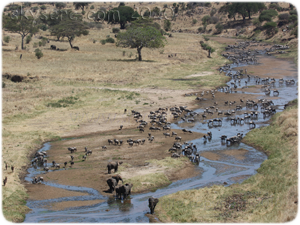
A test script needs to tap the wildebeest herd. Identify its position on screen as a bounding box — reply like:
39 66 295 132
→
27 39 295 216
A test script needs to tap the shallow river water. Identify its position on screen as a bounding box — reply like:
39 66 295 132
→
24 41 298 222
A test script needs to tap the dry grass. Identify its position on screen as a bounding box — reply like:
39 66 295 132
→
156 103 298 222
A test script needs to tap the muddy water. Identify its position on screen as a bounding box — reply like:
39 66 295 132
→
24 41 298 222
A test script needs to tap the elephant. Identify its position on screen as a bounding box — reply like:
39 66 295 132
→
148 197 159 214
116 183 133 199
107 161 122 174
107 174 123 193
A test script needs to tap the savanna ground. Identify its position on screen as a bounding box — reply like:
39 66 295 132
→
2 6 230 222
2 1 298 222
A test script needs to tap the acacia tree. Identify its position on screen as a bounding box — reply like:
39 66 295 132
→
219 3 265 23
73 2 90 12
105 5 139 29
50 19 89 48
3 15 38 50
117 25 166 61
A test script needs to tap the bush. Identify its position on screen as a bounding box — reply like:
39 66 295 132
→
112 27 120 33
4 36 10 43
289 14 298 22
211 16 219 24
269 3 281 11
202 15 211 25
204 36 210 41
278 13 290 21
34 48 43 59
164 19 171 31
100 39 106 45
210 8 217 17
40 5 46 10
40 24 48 31
105 37 115 43
253 18 261 27
289 10 297 15
90 5 94 9
55 2 66 9
291 26 298 37
26 35 31 44
215 22 224 33
263 21 277 35
259 9 278 22
204 2 211 7
2 81 6 88
192 19 197 24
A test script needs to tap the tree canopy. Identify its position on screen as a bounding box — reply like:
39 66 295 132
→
3 15 39 49
117 25 166 61
50 19 89 48
105 5 140 29
73 2 90 12
219 3 266 23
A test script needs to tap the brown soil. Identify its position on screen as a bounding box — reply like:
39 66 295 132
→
222 149 248 161
26 184 89 201
46 200 105 211
25 127 204 210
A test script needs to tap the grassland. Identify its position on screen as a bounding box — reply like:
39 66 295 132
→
156 101 298 222
2 6 231 221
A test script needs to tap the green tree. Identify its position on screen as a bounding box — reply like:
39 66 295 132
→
73 2 90 12
3 15 38 50
164 19 171 31
259 9 278 22
117 26 166 61
50 19 89 48
105 6 139 29
55 2 66 9
219 3 265 23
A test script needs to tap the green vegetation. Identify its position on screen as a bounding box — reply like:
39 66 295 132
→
164 19 172 31
4 36 10 43
3 15 38 49
105 5 140 29
34 48 43 59
47 96 80 108
0 81 5 88
117 25 166 61
259 9 278 22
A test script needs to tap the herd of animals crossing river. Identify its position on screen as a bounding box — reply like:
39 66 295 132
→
24 38 298 222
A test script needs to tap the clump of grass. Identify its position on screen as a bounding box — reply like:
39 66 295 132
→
47 96 80 108
124 173 171 193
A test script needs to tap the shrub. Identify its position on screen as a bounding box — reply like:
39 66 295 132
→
215 22 224 33
164 19 171 31
198 27 204 32
100 39 106 45
112 27 120 33
4 36 10 43
253 18 261 27
289 14 298 22
204 36 210 41
290 10 297 16
40 5 46 10
105 37 115 43
204 2 211 7
278 13 290 21
269 3 281 11
34 48 43 59
202 15 211 25
259 9 278 22
40 24 48 31
211 16 219 24
263 21 277 35
210 8 217 17
90 5 94 9
192 19 197 24
291 26 298 37
26 35 31 44
2 81 6 88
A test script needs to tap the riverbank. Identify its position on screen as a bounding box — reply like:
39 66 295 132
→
155 100 298 222
2 30 232 222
